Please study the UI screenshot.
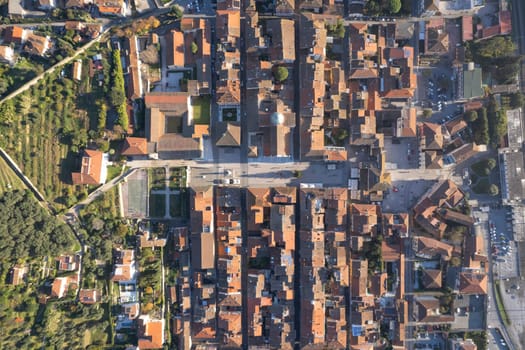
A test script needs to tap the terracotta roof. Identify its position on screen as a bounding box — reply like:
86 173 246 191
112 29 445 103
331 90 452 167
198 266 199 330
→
4 26 25 43
166 30 184 67
459 272 487 294
445 118 467 136
23 33 50 56
384 88 414 99
415 236 453 260
122 137 148 155
216 122 241 147
421 122 444 150
421 269 442 289
462 16 473 41
191 232 215 270
71 149 105 185
138 316 164 349
79 289 99 304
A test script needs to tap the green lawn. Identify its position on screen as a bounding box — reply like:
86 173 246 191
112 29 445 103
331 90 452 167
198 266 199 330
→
494 280 511 326
149 168 166 191
106 165 122 181
169 167 186 189
192 96 211 125
149 193 166 217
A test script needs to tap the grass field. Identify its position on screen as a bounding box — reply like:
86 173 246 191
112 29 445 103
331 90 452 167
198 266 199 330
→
192 96 211 125
149 193 166 218
0 156 25 193
169 167 186 189
149 168 166 191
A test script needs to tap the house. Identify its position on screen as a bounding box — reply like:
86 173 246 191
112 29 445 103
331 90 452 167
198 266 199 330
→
350 203 380 237
420 122 444 151
72 60 82 81
95 0 125 16
165 30 185 68
413 180 465 237
51 277 77 298
0 46 15 65
4 26 27 44
216 122 241 147
121 137 148 156
8 265 27 286
112 249 136 282
7 0 26 18
79 289 99 304
125 36 142 100
71 149 108 185
23 33 51 56
421 269 442 289
413 236 453 260
56 255 79 271
445 118 467 137
36 0 55 10
137 315 165 349
65 0 84 8
458 272 487 294
191 232 215 270
425 18 449 55
137 230 167 249
450 338 478 350
415 296 454 323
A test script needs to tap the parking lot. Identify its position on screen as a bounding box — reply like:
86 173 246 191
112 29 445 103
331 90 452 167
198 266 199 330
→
489 208 519 280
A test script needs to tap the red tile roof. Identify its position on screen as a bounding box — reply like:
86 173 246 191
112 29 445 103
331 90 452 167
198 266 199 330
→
71 149 104 185
462 16 473 41
122 137 148 156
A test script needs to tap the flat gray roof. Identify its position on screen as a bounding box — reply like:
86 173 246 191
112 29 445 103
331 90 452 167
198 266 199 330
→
506 108 524 149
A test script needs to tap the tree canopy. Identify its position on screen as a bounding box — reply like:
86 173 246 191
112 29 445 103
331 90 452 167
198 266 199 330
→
0 190 75 269
111 50 128 131
388 0 401 13
273 66 289 82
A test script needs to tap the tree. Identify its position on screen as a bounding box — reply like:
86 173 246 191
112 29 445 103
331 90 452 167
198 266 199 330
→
472 107 489 145
97 102 107 132
510 92 524 109
109 89 125 108
423 109 433 118
111 50 129 131
0 99 16 125
273 66 289 82
191 41 198 55
388 0 401 13
486 158 497 170
489 184 499 196
169 5 183 18
465 110 478 122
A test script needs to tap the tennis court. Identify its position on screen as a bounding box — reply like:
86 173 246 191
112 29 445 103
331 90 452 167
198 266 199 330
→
122 169 148 218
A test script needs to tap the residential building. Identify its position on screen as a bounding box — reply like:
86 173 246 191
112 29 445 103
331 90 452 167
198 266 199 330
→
71 149 108 185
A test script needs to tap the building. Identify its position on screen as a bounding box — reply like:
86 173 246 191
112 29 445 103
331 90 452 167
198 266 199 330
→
145 92 203 159
457 63 483 100
72 59 82 81
71 149 108 185
137 315 165 349
0 46 15 65
79 289 99 304
121 137 148 157
23 33 51 56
